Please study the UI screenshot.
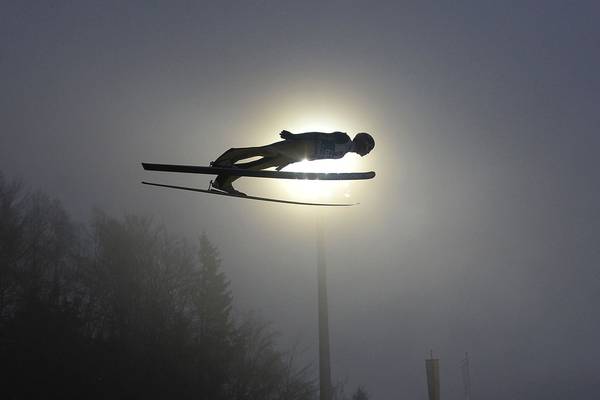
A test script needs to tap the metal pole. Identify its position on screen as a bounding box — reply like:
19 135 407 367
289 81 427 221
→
317 218 332 400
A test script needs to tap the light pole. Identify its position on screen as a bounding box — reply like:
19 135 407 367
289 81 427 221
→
317 217 332 400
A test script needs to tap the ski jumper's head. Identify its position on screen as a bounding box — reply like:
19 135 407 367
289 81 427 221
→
352 133 375 156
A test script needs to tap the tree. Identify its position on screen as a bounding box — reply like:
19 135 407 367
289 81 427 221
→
0 171 318 399
228 313 317 400
0 173 25 319
83 211 200 398
196 232 233 339
187 233 234 399
0 175 86 398
352 386 370 400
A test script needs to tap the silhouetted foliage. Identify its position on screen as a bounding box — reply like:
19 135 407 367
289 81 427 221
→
228 314 316 400
0 172 316 399
352 386 370 400
331 381 371 400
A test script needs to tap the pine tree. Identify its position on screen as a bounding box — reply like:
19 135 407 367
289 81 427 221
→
193 233 234 399
197 232 233 339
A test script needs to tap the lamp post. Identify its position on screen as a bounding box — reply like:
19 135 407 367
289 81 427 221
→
317 218 332 400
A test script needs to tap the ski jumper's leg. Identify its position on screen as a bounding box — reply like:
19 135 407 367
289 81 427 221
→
213 145 281 166
213 140 312 192
233 155 290 169
215 154 292 187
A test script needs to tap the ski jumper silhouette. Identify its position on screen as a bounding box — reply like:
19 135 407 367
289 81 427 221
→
210 130 375 195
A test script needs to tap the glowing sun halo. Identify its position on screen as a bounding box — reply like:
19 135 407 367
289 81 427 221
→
279 156 358 201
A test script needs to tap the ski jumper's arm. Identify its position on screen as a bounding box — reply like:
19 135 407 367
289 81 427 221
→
280 130 350 144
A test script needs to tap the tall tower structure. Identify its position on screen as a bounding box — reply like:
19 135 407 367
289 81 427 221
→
317 220 332 400
425 351 440 400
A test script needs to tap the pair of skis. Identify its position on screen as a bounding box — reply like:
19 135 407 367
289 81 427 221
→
141 162 375 206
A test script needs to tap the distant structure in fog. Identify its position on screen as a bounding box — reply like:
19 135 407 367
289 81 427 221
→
461 352 472 400
426 351 440 400
317 221 332 400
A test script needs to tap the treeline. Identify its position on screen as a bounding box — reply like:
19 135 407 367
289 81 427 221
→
0 173 315 399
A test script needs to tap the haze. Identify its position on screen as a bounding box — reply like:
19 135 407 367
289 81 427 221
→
2 1 600 399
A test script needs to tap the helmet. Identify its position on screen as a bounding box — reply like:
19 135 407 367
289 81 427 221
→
353 132 375 156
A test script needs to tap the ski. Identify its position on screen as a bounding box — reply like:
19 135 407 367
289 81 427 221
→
142 163 375 180
142 181 357 207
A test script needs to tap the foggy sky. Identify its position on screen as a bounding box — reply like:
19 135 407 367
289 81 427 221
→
2 1 600 399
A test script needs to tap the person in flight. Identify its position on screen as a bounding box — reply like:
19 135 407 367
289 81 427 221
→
210 130 375 195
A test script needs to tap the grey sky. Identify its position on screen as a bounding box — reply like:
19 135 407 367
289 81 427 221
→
2 1 600 398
